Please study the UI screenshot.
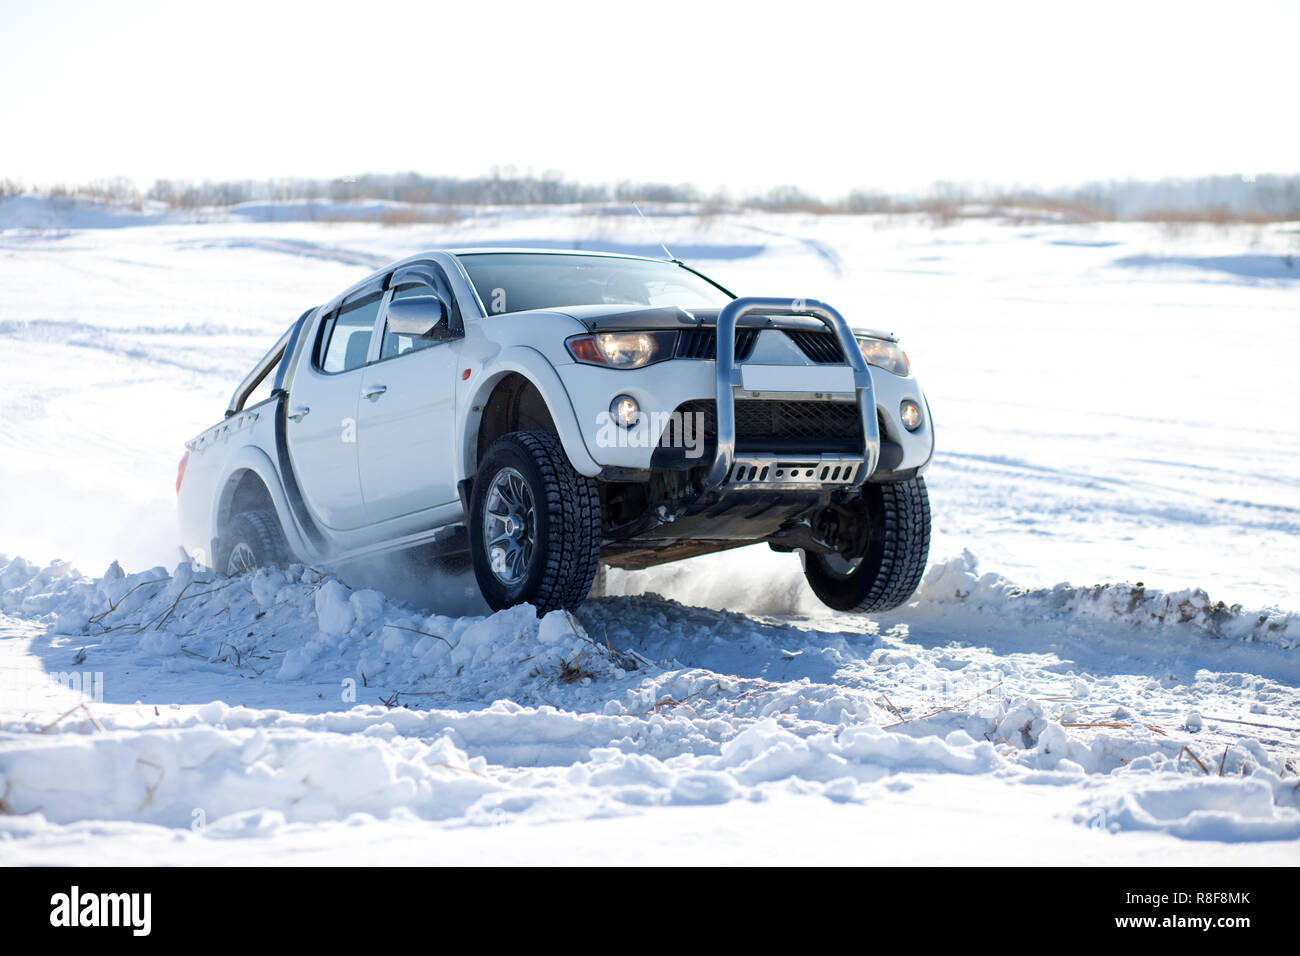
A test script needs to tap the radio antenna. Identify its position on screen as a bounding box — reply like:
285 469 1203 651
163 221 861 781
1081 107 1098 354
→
632 201 680 263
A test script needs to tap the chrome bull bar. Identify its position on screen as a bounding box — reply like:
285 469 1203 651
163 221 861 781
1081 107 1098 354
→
704 297 879 490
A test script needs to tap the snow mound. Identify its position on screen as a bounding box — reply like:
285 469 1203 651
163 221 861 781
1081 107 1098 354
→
0 720 499 828
916 550 1296 647
0 556 635 705
1082 774 1300 841
0 710 1003 828
3 552 1297 843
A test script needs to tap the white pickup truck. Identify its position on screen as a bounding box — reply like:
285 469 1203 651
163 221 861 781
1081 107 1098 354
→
177 249 934 614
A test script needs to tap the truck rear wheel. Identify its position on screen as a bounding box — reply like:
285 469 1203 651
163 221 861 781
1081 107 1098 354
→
469 431 601 614
803 477 931 613
222 509 291 576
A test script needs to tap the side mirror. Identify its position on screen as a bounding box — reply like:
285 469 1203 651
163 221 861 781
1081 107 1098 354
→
387 294 450 337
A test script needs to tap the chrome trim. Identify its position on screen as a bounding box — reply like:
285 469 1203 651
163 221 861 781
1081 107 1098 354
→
706 297 879 489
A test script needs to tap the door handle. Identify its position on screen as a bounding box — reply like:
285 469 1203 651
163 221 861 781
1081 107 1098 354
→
362 384 388 400
288 405 311 422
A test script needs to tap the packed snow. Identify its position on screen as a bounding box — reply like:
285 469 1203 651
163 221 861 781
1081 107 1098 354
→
0 198 1297 863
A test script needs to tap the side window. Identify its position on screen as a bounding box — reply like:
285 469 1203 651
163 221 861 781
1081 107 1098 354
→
318 292 382 373
379 283 445 360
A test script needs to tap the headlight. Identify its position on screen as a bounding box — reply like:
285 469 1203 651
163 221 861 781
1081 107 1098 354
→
566 331 677 369
856 337 910 376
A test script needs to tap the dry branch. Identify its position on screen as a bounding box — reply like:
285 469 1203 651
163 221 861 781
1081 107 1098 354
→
88 576 169 625
1202 714 1300 733
382 623 452 647
882 694 906 723
882 681 1003 729
137 757 165 811
1180 745 1210 774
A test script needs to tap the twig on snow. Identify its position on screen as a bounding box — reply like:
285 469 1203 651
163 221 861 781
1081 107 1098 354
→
882 681 1003 729
428 762 486 777
136 580 195 632
775 696 814 716
88 576 169 625
0 780 41 816
137 757 165 811
215 642 243 667
1180 745 1210 774
83 704 104 733
37 703 85 734
1201 714 1300 733
881 694 906 723
625 689 710 717
382 623 452 648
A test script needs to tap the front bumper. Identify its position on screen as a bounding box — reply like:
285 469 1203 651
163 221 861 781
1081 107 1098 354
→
707 297 875 490
553 298 934 483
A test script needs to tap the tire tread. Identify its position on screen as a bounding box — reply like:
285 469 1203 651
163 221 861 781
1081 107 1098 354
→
475 431 601 614
804 476 931 613
224 508 291 573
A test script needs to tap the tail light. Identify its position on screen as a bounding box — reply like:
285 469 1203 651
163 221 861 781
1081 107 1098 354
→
176 451 189 495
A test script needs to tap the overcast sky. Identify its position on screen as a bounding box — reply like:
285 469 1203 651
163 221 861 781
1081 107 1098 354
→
2 0 1296 196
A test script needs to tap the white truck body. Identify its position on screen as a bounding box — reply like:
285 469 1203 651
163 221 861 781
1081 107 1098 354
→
177 249 934 613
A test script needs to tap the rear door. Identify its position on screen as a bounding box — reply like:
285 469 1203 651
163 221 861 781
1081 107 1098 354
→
284 288 384 530
357 270 463 523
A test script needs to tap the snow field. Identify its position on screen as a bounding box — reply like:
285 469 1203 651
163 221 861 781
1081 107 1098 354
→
1 200 1297 861
2 551 1297 851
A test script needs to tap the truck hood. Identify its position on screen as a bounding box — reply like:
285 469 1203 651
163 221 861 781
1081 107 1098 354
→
544 303 897 342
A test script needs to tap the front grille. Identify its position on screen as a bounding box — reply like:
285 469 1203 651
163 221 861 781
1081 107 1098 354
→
675 328 760 360
735 399 862 443
670 398 864 453
785 330 846 363
668 400 712 440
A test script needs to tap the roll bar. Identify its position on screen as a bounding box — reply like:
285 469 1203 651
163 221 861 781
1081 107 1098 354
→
226 324 294 417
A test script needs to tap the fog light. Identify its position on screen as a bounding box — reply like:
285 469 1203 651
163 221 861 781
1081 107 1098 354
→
610 394 641 428
900 400 922 431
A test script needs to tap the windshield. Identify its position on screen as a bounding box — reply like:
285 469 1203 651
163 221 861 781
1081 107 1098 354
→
457 253 733 315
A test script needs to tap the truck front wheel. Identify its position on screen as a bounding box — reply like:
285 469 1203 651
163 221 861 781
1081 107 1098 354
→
803 477 931 613
469 431 601 614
